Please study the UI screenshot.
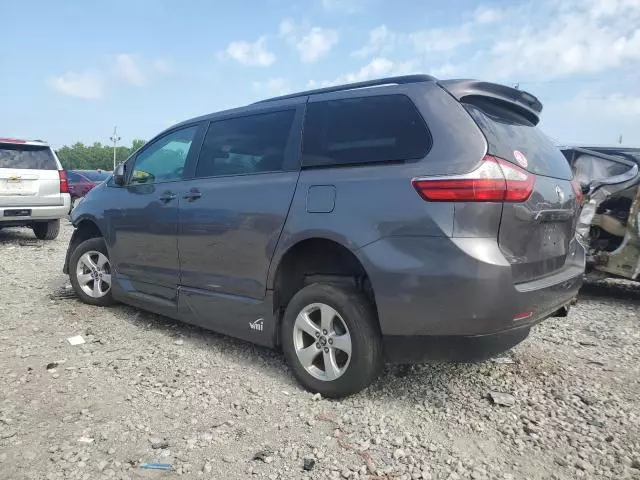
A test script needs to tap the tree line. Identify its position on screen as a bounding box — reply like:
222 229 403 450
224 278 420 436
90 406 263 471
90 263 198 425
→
56 139 146 171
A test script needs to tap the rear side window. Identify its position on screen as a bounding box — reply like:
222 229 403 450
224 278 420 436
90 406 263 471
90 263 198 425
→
302 95 431 168
0 144 57 170
195 110 295 178
465 103 572 180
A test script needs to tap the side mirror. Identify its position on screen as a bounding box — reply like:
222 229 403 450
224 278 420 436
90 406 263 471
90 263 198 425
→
113 163 125 186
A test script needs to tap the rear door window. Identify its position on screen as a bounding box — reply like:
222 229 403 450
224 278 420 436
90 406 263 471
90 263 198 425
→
302 94 431 168
465 103 572 180
194 110 295 178
0 144 57 170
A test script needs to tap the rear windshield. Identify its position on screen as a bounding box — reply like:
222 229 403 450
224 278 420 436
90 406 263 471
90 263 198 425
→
465 103 572 180
0 144 57 170
81 170 110 181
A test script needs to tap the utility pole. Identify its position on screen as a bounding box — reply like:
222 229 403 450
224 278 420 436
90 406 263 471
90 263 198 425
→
110 126 121 171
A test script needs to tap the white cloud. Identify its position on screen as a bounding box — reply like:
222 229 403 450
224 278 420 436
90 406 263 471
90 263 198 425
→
318 57 420 87
563 92 640 117
224 37 276 67
542 89 640 144
48 54 172 100
488 0 640 79
473 6 506 24
114 54 146 86
597 94 640 117
253 77 291 96
48 71 105 100
296 27 339 63
279 18 295 37
152 58 172 75
352 25 396 58
279 20 339 63
430 62 461 78
410 24 473 54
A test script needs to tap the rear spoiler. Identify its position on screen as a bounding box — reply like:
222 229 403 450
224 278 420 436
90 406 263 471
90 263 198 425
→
438 79 542 125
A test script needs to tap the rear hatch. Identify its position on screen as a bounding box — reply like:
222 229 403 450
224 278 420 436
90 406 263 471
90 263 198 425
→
464 100 579 283
0 141 63 207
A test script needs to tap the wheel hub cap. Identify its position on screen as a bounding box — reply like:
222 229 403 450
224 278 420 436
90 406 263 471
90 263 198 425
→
293 303 352 381
76 250 111 298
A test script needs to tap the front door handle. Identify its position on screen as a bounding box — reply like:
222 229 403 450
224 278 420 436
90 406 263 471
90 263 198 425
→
183 188 202 202
159 191 177 203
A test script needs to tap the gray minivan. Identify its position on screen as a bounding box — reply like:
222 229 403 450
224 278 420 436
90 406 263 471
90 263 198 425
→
63 75 585 397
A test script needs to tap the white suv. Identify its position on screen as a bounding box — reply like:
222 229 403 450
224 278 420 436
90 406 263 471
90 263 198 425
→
0 138 71 240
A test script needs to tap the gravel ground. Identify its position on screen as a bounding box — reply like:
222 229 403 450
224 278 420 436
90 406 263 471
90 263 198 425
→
1 222 639 480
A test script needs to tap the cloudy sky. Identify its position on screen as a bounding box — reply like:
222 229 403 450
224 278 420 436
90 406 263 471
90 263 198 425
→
1 0 639 148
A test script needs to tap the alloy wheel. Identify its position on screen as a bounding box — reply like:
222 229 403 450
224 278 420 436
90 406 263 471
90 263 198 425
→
293 302 352 381
76 250 112 298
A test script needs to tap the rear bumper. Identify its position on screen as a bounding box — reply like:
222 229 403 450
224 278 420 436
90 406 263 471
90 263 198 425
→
384 326 532 363
0 194 70 223
357 236 585 337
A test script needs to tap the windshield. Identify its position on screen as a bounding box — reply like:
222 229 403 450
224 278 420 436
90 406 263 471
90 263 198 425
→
465 103 573 180
0 144 57 170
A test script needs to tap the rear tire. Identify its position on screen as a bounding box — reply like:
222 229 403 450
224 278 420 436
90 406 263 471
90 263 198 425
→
69 237 116 306
281 283 383 398
32 219 60 240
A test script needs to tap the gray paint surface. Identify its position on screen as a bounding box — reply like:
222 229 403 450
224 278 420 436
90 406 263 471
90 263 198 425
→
67 78 585 352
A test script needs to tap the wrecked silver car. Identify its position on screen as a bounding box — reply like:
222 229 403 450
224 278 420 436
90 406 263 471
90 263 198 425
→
561 146 640 281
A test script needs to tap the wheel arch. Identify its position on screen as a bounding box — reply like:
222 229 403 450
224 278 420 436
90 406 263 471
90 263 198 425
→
269 235 379 345
63 217 105 274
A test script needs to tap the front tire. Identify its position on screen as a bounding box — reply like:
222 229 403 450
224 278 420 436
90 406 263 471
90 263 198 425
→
69 237 116 306
32 219 60 240
281 283 383 398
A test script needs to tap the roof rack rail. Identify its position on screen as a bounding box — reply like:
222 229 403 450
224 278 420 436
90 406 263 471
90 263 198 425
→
253 74 437 104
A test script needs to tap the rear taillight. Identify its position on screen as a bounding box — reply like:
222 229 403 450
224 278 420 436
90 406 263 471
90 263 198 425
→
571 178 584 205
0 138 27 144
412 155 535 203
59 170 69 194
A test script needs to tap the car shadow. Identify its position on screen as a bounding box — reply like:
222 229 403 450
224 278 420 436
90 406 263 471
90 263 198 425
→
49 283 295 386
46 274 638 401
0 226 39 243
579 278 640 304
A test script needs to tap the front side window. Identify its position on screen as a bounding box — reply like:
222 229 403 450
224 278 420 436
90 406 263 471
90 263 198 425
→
302 95 431 168
195 110 295 178
130 126 198 184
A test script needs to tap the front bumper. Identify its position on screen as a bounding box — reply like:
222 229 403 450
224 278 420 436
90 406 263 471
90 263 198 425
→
357 236 585 337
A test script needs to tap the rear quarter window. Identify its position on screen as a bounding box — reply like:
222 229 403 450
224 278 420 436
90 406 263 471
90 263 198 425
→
0 144 57 170
302 94 431 168
465 103 572 180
